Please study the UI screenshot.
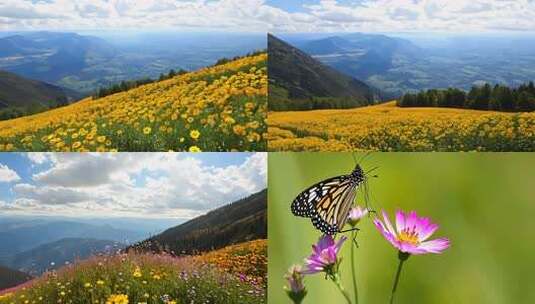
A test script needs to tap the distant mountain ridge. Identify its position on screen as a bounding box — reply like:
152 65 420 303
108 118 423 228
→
7 238 123 276
268 34 381 111
0 220 146 264
129 189 267 255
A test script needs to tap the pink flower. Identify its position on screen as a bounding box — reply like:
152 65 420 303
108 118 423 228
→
347 206 368 226
285 265 305 293
374 210 450 255
303 235 347 275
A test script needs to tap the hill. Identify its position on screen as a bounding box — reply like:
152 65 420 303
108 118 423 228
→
292 33 535 98
268 34 381 111
130 189 267 255
267 101 535 152
0 53 267 152
0 220 145 264
7 238 123 276
0 70 80 119
0 265 31 291
0 31 266 94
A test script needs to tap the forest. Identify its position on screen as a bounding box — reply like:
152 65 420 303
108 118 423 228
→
398 82 535 112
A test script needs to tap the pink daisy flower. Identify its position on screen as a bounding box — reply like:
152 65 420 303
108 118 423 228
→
374 210 450 255
347 206 369 226
303 235 347 275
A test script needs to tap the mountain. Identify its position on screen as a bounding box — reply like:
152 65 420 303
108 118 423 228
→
299 33 422 83
0 31 265 94
0 70 79 110
0 265 31 291
268 34 381 111
7 238 123 275
0 220 146 264
129 189 267 255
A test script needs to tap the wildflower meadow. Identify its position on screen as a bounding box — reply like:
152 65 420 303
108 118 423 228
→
267 101 535 152
268 152 535 303
0 240 267 304
0 54 267 152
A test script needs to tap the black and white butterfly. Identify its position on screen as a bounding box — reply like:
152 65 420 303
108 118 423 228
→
291 163 370 235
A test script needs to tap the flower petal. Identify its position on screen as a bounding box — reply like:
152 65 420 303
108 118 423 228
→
395 210 406 233
418 238 451 254
417 222 439 241
373 217 399 249
381 210 397 236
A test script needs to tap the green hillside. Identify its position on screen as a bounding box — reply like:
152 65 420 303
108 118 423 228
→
268 34 381 111
130 189 267 255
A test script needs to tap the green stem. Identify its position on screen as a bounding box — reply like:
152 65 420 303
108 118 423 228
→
350 230 359 304
389 252 409 304
332 273 353 304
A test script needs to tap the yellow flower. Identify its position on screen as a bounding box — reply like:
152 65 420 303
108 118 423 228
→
97 136 106 143
72 141 82 149
106 294 128 304
189 146 202 152
97 280 105 285
84 282 92 288
133 267 142 278
190 130 201 140
143 127 152 135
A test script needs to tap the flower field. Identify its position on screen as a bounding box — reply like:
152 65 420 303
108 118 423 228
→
0 240 267 304
267 101 535 151
0 54 267 152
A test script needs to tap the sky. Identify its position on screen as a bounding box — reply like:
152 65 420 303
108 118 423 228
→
0 152 267 219
1 0 535 33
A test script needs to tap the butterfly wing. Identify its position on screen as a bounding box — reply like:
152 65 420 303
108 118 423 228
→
291 175 358 234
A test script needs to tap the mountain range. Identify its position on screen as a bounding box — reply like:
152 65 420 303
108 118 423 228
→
0 220 146 266
8 238 123 275
0 31 265 95
129 189 267 255
281 32 535 98
268 34 381 111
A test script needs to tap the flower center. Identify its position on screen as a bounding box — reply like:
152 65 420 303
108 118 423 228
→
397 227 420 245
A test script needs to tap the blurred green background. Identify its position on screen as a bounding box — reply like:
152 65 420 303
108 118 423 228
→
268 153 535 304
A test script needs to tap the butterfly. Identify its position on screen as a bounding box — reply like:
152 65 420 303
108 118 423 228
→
291 164 368 235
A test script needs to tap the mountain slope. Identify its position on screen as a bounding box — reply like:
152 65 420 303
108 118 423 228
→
130 189 267 255
0 70 79 110
0 265 31 291
8 238 123 275
0 53 267 152
268 34 380 111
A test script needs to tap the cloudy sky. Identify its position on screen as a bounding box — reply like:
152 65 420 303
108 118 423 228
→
0 152 266 219
0 0 534 33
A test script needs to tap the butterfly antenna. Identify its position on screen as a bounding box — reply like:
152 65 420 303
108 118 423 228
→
365 166 380 177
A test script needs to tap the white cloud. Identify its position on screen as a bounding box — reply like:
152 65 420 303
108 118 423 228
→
267 0 535 32
0 164 20 182
3 153 266 219
0 0 278 32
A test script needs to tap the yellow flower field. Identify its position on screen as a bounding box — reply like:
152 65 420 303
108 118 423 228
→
0 54 267 152
267 101 535 151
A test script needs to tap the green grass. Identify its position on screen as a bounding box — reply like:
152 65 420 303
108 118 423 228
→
268 153 535 303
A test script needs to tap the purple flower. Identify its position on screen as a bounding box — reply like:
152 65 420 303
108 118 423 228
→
374 210 450 255
347 206 368 227
303 235 347 275
285 265 305 293
284 265 307 304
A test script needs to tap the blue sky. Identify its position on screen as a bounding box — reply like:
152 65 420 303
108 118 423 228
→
0 153 266 219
